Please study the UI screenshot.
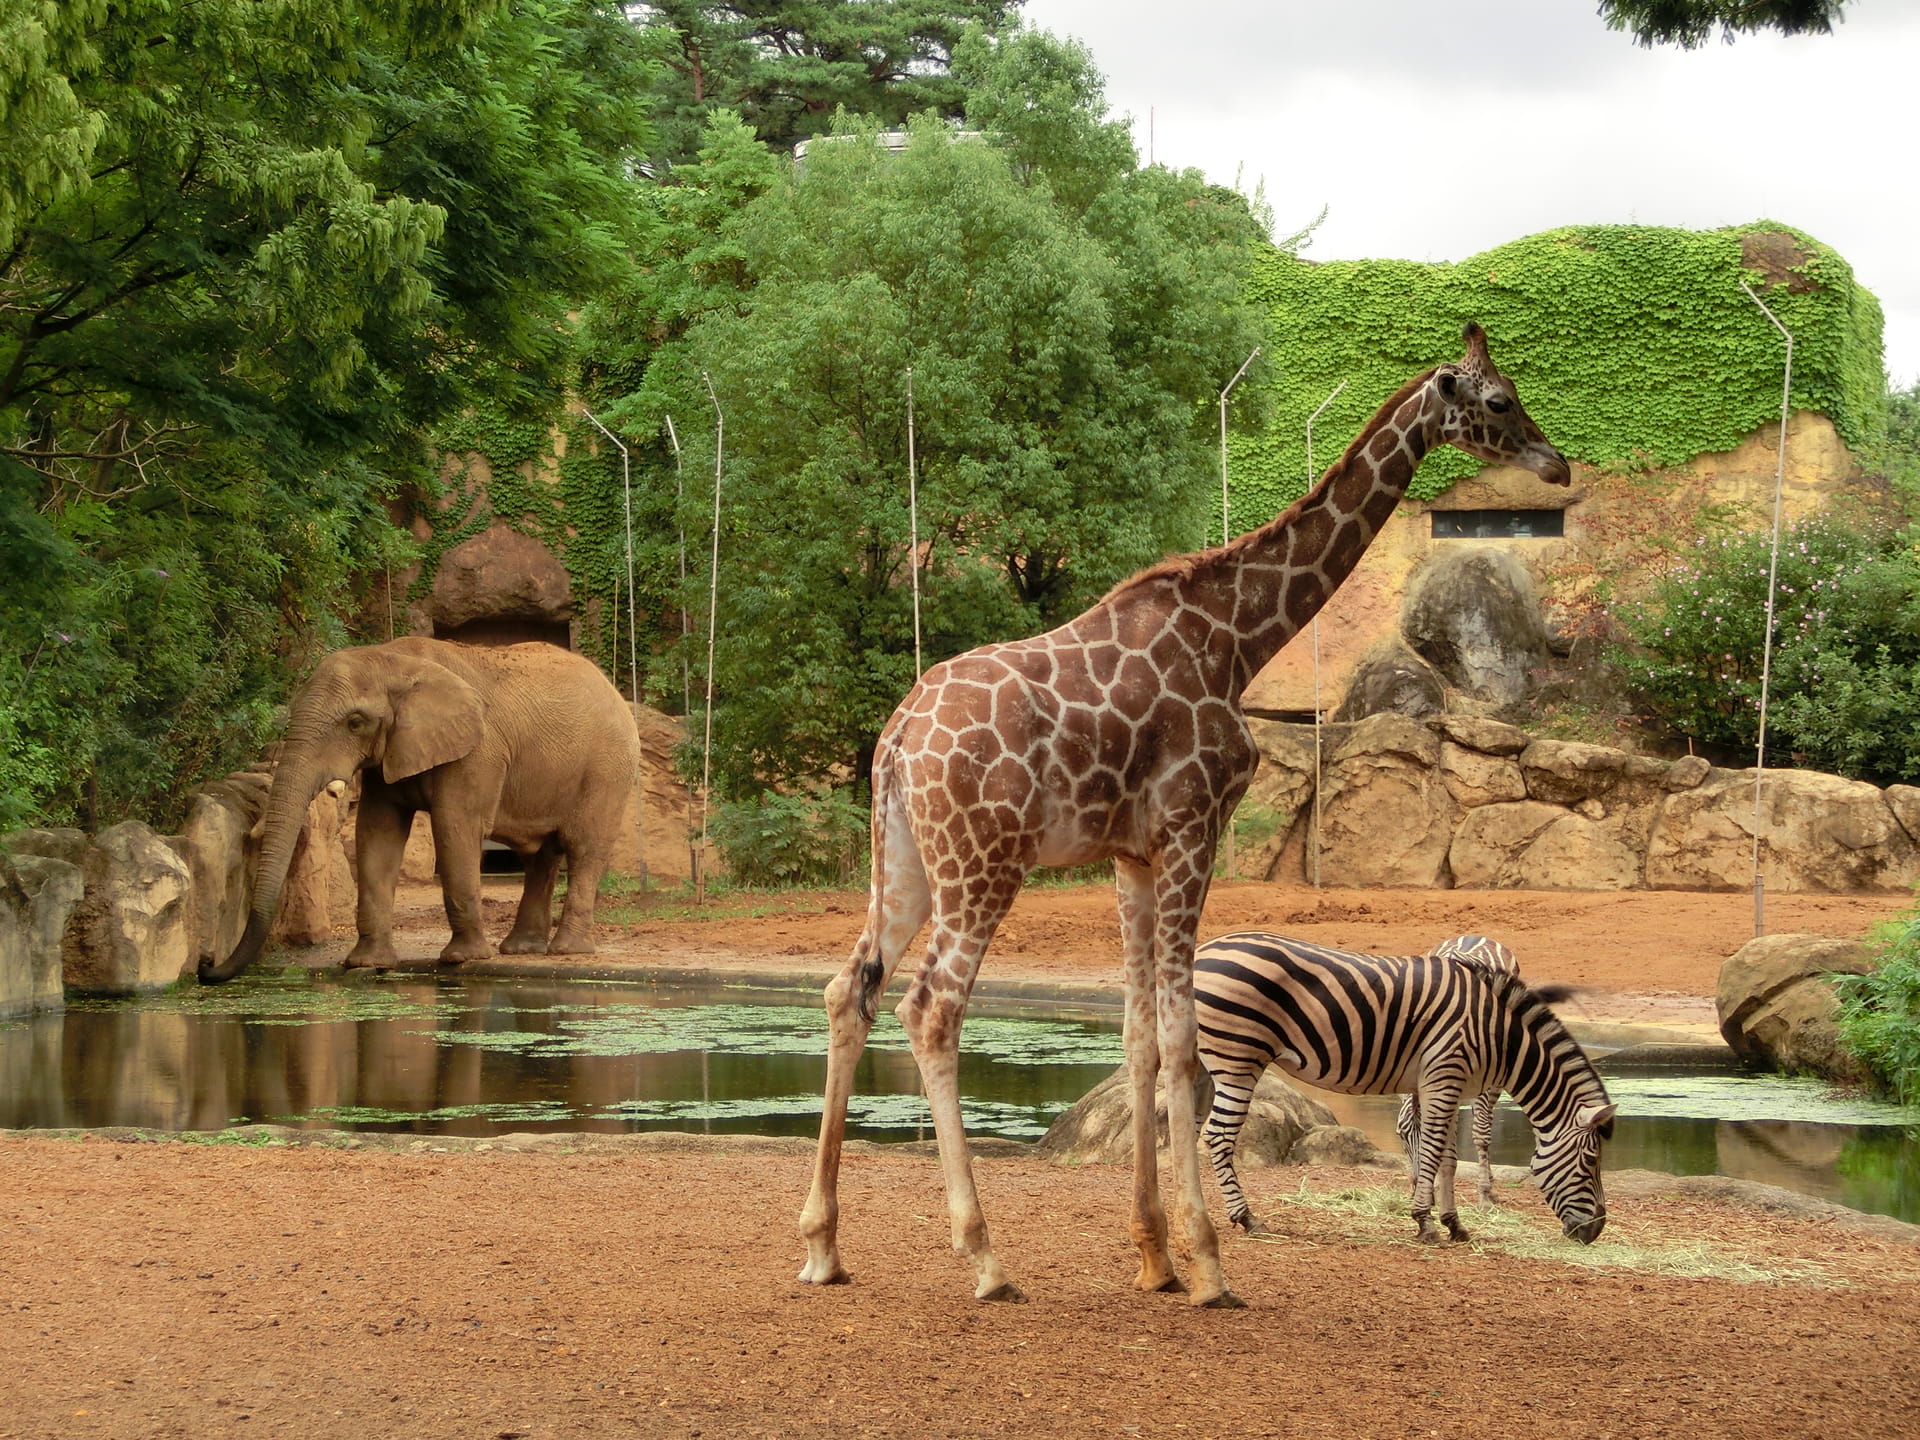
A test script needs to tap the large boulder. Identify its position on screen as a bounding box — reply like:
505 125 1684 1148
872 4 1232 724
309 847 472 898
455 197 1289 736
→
1035 1063 1336 1167
62 821 194 995
1330 636 1445 723
419 521 573 635
272 787 349 947
1519 740 1670 812
1400 546 1551 709
1717 934 1874 1082
1314 714 1458 887
1449 801 1640 890
1648 768 1920 892
1438 740 1526 809
0 852 84 1017
1240 720 1325 881
172 777 266 966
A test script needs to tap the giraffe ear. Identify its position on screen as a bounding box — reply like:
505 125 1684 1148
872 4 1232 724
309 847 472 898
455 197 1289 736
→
1438 371 1460 401
1461 321 1490 371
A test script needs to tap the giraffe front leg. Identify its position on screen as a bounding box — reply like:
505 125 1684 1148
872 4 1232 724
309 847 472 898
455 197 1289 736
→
1117 860 1178 1293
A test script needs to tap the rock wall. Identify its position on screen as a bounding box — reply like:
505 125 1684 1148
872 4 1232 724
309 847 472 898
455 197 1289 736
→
1253 713 1920 893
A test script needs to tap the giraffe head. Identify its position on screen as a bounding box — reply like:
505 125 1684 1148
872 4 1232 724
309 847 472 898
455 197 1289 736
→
1432 323 1570 485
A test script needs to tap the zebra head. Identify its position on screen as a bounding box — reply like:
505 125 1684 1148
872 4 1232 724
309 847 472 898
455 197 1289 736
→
1529 1100 1616 1244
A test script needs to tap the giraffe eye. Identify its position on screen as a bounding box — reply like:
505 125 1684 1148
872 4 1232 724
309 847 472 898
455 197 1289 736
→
1487 395 1512 414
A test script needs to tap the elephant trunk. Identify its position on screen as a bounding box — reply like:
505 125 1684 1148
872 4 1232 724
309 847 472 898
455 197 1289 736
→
199 738 331 985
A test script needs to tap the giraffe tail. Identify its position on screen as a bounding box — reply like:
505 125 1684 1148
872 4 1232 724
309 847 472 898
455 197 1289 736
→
853 741 901 1026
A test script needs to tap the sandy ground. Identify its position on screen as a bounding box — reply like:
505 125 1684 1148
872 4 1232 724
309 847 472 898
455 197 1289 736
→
7 881 1917 1438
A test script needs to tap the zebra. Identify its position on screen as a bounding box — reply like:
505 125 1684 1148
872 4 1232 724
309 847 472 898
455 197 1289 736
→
1391 934 1543 1209
1194 931 1614 1246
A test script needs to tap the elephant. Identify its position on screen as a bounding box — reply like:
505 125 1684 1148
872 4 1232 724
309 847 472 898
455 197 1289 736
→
199 636 642 984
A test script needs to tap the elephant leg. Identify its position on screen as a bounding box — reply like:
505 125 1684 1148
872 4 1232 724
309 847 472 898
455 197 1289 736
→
548 843 610 955
500 842 559 955
431 807 491 963
346 795 411 970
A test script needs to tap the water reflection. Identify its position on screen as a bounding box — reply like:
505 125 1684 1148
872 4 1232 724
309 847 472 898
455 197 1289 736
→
3 972 1916 1225
0 973 1121 1143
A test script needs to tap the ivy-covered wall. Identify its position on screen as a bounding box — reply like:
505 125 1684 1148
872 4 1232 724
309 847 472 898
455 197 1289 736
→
1230 221 1887 525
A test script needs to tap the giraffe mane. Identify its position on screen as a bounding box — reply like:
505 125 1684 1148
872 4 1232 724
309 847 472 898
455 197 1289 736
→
1099 365 1443 605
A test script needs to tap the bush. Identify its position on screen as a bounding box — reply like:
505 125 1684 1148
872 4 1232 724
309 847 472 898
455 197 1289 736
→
1835 912 1920 1107
709 789 870 889
1614 514 1920 784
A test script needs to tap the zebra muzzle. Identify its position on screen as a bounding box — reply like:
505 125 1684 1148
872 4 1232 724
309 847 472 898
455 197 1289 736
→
1564 1209 1607 1245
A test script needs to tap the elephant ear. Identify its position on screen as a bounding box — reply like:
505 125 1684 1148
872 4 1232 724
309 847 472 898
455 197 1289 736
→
382 657 485 783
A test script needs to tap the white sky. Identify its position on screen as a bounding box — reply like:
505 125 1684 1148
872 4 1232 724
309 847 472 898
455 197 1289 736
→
1019 0 1919 389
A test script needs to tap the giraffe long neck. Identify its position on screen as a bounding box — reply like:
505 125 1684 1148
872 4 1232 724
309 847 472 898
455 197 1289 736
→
1201 371 1445 694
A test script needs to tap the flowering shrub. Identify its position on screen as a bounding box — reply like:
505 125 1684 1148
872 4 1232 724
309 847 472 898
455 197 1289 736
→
1837 910 1920 1107
1614 515 1920 785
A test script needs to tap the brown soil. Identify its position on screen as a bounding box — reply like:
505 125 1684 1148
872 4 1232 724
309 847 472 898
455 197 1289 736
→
8 882 1916 1437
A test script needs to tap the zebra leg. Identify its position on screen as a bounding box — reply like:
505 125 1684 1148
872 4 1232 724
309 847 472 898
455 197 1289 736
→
1408 1083 1465 1245
1394 1092 1419 1159
1201 1058 1265 1233
1472 1090 1498 1206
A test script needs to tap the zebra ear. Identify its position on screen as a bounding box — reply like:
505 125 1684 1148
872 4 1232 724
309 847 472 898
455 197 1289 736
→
1576 1102 1616 1133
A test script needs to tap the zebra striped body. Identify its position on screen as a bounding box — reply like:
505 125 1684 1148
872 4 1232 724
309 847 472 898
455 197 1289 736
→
1394 935 1522 1209
1195 931 1615 1245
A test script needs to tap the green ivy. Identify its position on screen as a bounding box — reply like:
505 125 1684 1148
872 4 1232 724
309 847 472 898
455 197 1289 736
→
1230 221 1887 526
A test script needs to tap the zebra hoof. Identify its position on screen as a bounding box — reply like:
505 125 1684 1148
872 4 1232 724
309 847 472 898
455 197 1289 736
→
1414 1221 1448 1246
1231 1213 1269 1236
1441 1214 1472 1243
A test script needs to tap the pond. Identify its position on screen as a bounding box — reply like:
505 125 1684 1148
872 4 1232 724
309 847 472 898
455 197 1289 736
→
4 970 1916 1224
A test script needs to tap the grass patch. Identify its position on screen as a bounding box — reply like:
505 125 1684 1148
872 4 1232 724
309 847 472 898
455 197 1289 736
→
1257 1181 1838 1287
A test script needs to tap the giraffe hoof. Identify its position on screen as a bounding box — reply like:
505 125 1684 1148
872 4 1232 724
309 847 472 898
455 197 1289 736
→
796 1261 851 1286
1195 1289 1248 1310
1138 1273 1186 1295
976 1280 1028 1304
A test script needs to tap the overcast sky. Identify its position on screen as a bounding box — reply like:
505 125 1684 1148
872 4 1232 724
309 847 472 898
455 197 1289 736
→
1019 1 1918 389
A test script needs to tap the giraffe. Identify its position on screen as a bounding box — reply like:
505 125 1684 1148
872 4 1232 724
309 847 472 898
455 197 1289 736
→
797 322 1570 1307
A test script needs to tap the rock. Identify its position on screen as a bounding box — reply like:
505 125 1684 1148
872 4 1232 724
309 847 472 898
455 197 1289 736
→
1665 755 1713 791
174 783 262 965
272 789 344 947
1035 1064 1335 1167
1648 768 1920 892
1520 739 1669 809
1717 934 1874 1082
1240 720 1322 881
1885 784 1920 845
421 522 573 634
0 852 84 1017
1449 802 1640 890
1437 714 1532 756
1438 740 1526 809
1 827 89 866
1286 1123 1400 1168
1329 636 1445 723
62 822 194 995
1315 714 1457 887
1401 546 1551 709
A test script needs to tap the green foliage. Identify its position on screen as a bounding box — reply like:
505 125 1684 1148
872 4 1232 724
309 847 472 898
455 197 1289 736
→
1233 224 1886 533
1599 0 1847 49
1613 514 1920 784
638 0 1021 166
1 1 653 829
708 788 869 887
1836 911 1920 1107
655 75 1265 794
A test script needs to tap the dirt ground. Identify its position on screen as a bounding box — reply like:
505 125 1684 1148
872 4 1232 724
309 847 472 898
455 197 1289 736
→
7 881 1918 1438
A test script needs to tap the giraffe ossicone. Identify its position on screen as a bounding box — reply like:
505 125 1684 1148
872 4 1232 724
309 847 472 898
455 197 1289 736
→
796 322 1569 1307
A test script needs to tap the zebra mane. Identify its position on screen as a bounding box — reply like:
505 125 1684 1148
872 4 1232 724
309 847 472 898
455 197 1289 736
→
1484 968 1612 1122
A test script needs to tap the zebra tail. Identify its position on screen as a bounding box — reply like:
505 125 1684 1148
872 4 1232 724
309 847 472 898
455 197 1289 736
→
1530 982 1580 1008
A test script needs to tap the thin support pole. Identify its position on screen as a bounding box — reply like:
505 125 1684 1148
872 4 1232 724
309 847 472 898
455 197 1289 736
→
665 413 692 721
1738 279 1793 940
1218 345 1260 880
1303 380 1347 890
906 367 923 676
583 409 648 892
698 373 725 907
1219 347 1262 546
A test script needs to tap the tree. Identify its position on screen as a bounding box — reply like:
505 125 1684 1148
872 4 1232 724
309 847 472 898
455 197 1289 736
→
0 1 652 829
1598 0 1848 48
632 27 1268 797
638 0 1022 166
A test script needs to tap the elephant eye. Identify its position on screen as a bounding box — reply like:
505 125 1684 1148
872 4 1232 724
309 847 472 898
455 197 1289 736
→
345 712 370 733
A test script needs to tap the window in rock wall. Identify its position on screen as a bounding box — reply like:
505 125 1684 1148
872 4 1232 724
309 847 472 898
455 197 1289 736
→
1431 509 1566 540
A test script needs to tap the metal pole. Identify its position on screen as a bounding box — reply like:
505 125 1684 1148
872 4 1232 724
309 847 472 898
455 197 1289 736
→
583 410 649 892
906 367 923 676
698 373 725 906
664 413 691 720
1738 280 1793 940
1219 347 1262 546
1218 346 1260 880
1303 380 1347 890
